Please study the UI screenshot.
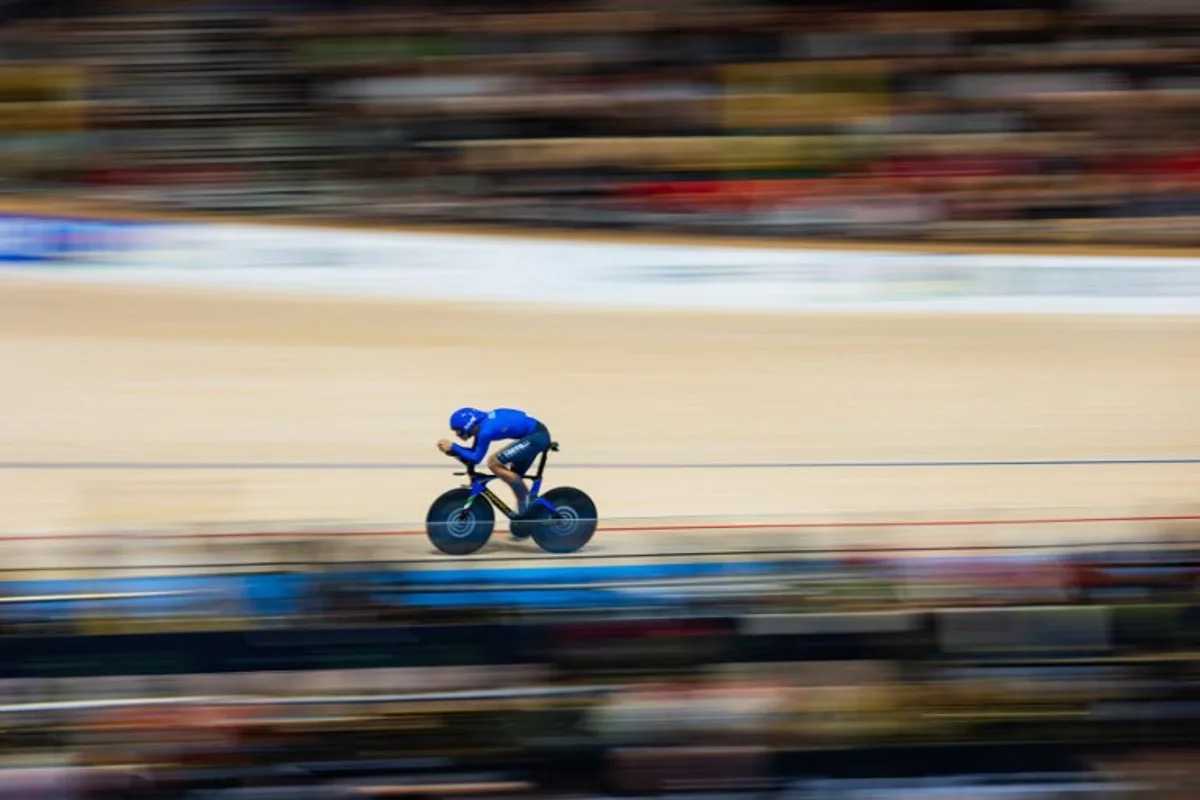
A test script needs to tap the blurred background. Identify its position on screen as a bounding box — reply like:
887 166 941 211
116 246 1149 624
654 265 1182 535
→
4 0 1200 246
4 0 1200 798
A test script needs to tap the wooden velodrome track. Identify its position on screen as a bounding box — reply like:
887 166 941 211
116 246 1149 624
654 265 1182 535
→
1 225 1200 571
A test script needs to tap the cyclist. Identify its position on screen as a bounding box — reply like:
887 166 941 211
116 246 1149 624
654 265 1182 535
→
438 406 552 515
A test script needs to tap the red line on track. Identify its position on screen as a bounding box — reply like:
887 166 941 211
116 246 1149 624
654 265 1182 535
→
1 514 1197 542
602 514 1200 533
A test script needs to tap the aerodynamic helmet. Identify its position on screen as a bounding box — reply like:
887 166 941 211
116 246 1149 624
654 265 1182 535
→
449 407 484 439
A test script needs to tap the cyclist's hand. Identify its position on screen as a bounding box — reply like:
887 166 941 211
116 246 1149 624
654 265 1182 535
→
437 439 454 454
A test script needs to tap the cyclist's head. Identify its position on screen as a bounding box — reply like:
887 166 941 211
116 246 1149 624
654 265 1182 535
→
449 407 484 440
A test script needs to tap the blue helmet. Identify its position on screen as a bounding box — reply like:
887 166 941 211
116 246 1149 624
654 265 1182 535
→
449 407 484 439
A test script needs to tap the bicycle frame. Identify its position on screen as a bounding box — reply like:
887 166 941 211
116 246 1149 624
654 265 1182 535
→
454 442 559 519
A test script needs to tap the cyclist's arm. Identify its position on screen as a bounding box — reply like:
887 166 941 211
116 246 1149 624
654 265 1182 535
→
450 432 494 465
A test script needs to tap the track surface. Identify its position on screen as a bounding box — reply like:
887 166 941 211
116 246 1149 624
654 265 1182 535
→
1 275 1199 569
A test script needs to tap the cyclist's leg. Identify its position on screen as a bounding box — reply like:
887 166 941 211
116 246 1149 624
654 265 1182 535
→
489 429 549 514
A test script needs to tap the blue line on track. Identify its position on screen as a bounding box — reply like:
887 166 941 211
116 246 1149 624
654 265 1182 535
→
0 458 1198 470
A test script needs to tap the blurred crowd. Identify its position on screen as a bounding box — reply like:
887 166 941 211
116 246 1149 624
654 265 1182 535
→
4 656 1200 798
4 0 1200 245
0 531 1198 796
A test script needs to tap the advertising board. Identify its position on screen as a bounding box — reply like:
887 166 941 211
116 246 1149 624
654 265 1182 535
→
6 212 1200 315
0 214 160 265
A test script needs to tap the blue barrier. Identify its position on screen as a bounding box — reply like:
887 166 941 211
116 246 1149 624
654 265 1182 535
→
396 560 791 586
0 213 161 264
0 552 1080 619
0 574 310 620
0 561 796 620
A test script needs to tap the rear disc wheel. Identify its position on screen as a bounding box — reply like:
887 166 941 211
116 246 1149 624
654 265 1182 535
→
529 487 597 554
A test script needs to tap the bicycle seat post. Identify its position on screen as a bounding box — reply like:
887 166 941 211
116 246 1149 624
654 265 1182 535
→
533 441 557 482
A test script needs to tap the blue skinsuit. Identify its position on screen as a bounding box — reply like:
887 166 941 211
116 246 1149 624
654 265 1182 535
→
450 408 541 466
